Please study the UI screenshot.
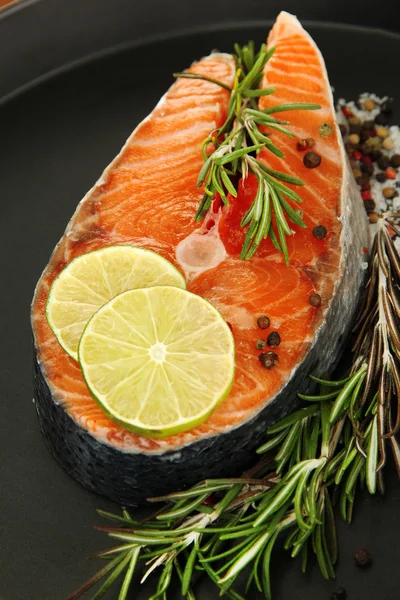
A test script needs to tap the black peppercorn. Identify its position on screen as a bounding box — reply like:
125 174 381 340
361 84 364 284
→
363 119 375 130
255 338 266 350
304 151 322 168
267 331 281 348
354 547 372 568
364 199 376 212
349 123 362 135
390 154 400 168
335 587 347 600
361 161 374 176
360 129 371 142
370 149 382 161
257 315 270 330
259 351 279 369
312 225 327 239
309 293 321 307
375 112 388 125
378 155 390 170
376 172 387 183
356 174 370 187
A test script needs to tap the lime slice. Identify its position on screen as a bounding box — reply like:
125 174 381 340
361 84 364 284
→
78 286 235 438
46 246 186 360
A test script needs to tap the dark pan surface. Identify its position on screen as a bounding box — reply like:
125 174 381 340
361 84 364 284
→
0 21 400 600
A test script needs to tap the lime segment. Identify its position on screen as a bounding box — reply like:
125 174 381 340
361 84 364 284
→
46 246 186 360
78 286 235 438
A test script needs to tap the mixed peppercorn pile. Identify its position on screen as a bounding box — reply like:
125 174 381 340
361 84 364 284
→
337 95 400 224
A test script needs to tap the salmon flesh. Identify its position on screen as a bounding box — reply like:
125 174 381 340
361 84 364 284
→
31 12 369 504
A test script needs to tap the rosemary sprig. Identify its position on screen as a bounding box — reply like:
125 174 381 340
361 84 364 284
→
174 42 320 262
67 216 400 600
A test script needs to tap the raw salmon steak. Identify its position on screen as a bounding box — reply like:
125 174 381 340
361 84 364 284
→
32 12 369 504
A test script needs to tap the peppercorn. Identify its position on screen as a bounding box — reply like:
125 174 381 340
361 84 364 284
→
376 126 389 138
335 587 347 600
353 150 363 160
319 123 333 138
378 155 390 170
339 123 347 136
375 112 388 125
361 190 372 201
383 187 395 199
267 331 281 348
361 161 374 175
348 133 360 145
364 199 376 212
369 212 379 223
361 180 371 192
356 174 370 187
349 123 362 135
363 98 375 111
313 225 327 239
342 106 353 118
386 167 397 179
348 115 360 125
306 137 316 148
381 98 394 114
257 315 270 330
366 136 381 150
360 129 371 142
363 119 375 130
344 143 354 157
309 293 321 307
349 159 358 170
297 139 308 151
304 151 321 168
259 351 279 369
382 137 394 151
352 168 362 179
370 149 382 161
376 172 387 183
390 154 400 168
354 547 372 568
255 338 266 350
360 143 372 155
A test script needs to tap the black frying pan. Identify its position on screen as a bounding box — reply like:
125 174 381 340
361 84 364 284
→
0 2 399 599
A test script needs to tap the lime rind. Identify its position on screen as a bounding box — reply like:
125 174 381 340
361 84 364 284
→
46 245 186 360
78 286 235 438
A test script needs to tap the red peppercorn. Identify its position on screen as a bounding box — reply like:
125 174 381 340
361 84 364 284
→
363 247 368 254
203 493 217 506
361 190 372 201
361 155 372 165
386 167 397 180
353 150 363 160
370 128 377 137
342 106 353 117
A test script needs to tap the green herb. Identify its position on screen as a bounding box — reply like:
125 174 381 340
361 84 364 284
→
174 42 320 262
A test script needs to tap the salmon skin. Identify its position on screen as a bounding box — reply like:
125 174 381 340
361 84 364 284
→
32 12 369 505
